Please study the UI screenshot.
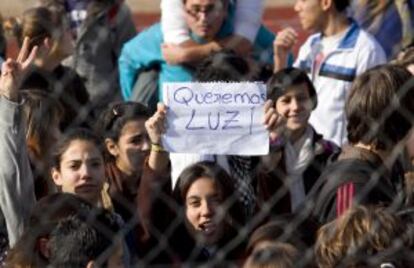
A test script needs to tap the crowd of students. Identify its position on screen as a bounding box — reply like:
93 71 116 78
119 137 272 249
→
0 0 413 267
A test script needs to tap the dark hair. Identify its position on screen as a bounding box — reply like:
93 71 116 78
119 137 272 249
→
247 216 319 255
48 208 122 268
22 89 63 160
174 161 244 229
194 50 257 82
51 128 103 170
333 0 350 12
346 64 414 150
266 67 317 109
6 193 93 268
96 101 149 143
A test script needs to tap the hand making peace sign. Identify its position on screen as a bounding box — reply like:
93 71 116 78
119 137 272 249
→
0 37 38 101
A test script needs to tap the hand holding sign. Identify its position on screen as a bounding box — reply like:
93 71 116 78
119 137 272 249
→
162 82 269 155
145 103 168 145
263 100 288 143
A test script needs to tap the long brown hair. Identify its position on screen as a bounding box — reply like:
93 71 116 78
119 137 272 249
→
22 90 63 161
3 7 65 51
346 64 414 150
174 161 245 232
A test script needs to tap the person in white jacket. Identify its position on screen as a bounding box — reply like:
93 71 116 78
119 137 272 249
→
273 0 386 146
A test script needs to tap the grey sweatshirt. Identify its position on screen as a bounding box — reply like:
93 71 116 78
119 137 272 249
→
0 96 35 246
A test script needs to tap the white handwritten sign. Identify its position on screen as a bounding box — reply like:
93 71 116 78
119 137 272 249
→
162 82 269 155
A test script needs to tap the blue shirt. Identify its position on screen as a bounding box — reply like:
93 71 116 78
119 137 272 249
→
119 2 276 101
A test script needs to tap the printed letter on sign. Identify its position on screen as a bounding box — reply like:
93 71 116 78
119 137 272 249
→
162 82 268 155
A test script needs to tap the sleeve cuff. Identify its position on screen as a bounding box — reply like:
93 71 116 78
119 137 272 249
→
0 96 23 127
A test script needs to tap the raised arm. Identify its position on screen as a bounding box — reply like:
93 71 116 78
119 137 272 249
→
145 103 169 174
0 38 37 246
137 103 172 244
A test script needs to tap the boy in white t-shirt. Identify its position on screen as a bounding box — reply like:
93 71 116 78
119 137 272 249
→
160 0 264 64
273 0 386 146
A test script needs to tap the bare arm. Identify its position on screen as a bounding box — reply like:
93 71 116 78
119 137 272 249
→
162 40 221 65
145 103 169 174
273 28 298 72
162 36 255 65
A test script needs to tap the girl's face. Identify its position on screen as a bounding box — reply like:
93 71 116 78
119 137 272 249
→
185 176 225 246
52 139 105 205
275 83 313 137
107 119 150 175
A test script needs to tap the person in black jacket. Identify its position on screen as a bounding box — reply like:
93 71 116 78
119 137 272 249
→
253 68 340 220
311 64 414 224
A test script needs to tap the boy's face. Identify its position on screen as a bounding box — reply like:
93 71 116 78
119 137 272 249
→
275 83 313 136
294 0 325 32
184 0 227 40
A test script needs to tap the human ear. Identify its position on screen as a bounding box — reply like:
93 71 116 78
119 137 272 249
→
105 138 119 157
320 0 332 11
51 167 63 186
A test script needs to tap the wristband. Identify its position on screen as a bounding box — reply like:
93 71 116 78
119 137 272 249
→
151 143 165 153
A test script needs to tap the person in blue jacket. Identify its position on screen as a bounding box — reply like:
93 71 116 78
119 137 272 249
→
118 0 277 103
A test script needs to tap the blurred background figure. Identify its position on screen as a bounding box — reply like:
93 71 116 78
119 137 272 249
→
37 0 136 116
4 7 90 130
352 0 414 59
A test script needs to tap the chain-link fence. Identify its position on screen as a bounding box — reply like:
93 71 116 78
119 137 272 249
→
1 1 414 268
